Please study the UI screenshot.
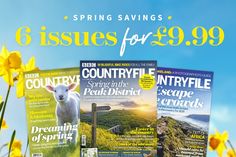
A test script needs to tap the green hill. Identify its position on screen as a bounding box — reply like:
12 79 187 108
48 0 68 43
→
80 122 157 150
157 116 207 157
46 121 157 156
80 122 119 149
81 109 157 134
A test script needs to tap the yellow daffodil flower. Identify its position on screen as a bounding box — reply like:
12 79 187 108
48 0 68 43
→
8 140 23 157
11 139 22 150
10 148 23 157
227 149 236 157
209 130 229 157
1 119 8 129
0 95 2 102
16 56 38 98
0 46 22 86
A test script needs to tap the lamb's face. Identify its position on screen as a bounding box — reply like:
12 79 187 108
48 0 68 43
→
53 85 69 102
46 83 77 103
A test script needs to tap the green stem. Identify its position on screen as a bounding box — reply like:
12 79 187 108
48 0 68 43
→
228 140 236 155
8 130 16 157
24 138 29 157
0 85 11 131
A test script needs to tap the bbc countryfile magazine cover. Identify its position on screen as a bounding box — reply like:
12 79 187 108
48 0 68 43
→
80 61 157 157
157 68 213 157
0 1 236 157
24 68 80 157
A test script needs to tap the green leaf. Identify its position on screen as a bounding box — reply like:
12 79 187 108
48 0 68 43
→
0 85 11 131
0 101 4 113
8 130 16 157
24 137 29 157
0 102 6 131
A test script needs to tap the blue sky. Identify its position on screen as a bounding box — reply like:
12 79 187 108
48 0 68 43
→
0 0 236 156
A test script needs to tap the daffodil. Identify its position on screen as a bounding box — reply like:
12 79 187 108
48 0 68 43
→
0 95 2 103
227 149 236 157
16 56 38 98
209 130 229 157
0 46 22 86
8 140 23 157
10 148 23 157
1 119 8 129
11 140 22 150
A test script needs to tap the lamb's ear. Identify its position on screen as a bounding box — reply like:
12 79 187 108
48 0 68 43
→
46 85 54 92
68 83 77 91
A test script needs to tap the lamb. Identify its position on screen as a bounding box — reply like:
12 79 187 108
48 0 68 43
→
46 83 80 145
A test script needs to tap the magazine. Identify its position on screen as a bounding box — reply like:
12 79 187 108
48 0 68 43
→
24 68 80 157
156 67 213 157
80 61 157 157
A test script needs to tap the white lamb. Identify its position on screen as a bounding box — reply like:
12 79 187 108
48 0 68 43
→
46 83 80 145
